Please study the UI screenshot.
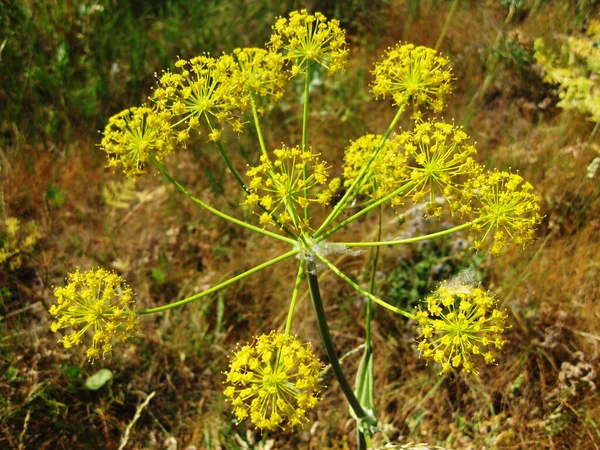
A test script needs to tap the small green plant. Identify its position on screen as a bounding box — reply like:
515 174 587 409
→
49 9 541 448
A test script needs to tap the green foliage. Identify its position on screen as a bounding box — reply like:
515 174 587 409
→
384 236 486 310
491 37 531 70
0 0 388 146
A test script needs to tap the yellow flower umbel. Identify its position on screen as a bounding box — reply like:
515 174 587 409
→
270 9 348 76
49 268 139 361
244 145 338 231
398 121 482 217
343 134 408 203
415 283 507 375
224 331 323 431
371 43 453 112
153 54 243 137
0 217 41 271
100 106 175 179
233 47 287 107
467 170 542 254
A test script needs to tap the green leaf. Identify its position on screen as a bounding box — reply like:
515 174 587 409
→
152 267 166 284
62 365 81 380
46 184 67 208
84 368 113 390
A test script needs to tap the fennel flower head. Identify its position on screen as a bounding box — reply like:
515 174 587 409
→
49 268 139 361
270 9 348 76
232 47 287 106
343 133 408 203
398 120 482 218
100 106 175 179
415 282 508 376
152 54 243 138
467 170 542 254
371 43 454 112
224 331 323 431
244 145 340 230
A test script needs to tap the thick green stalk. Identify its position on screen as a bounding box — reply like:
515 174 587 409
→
306 262 370 445
315 253 415 320
337 217 485 248
138 249 297 314
315 104 407 236
149 156 296 245
315 181 414 242
284 260 305 335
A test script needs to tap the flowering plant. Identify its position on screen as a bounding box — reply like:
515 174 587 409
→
49 9 541 448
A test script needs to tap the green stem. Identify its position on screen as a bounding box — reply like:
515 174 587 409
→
315 104 407 236
205 118 247 191
358 432 367 450
315 181 414 242
336 217 485 248
302 64 311 222
366 209 382 345
305 262 369 433
149 155 296 245
435 0 459 51
138 249 297 314
250 95 270 160
205 116 296 238
315 253 415 320
284 260 305 335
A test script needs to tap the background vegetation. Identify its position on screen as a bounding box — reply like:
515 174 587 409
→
1 0 599 448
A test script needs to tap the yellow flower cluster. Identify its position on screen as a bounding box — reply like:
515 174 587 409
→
233 47 287 106
0 217 41 271
153 54 243 138
244 145 339 231
100 106 175 179
467 170 542 255
534 21 600 122
398 121 482 217
49 268 139 361
270 9 348 76
371 43 453 112
342 134 408 203
416 283 507 375
223 331 323 431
